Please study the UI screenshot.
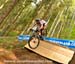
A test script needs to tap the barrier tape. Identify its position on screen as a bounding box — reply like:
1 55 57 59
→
18 35 75 48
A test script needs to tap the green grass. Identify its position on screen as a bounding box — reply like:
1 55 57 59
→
0 37 16 49
0 37 16 43
8 31 18 36
0 37 26 50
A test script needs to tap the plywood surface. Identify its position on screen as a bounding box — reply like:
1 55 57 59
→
25 40 74 64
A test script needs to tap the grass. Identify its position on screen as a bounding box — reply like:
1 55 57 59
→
0 37 27 50
0 37 16 43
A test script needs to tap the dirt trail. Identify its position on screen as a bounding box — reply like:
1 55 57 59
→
0 48 56 64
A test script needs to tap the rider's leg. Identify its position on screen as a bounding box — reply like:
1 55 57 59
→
39 29 44 40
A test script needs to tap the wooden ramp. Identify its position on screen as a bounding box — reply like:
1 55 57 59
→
25 40 74 64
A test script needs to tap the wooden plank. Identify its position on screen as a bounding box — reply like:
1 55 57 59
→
69 53 75 64
25 40 74 64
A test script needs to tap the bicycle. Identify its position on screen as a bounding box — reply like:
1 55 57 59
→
28 27 47 49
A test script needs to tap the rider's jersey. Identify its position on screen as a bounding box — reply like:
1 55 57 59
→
39 20 47 26
33 20 47 30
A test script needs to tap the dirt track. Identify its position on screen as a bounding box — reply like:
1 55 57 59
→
0 39 56 64
0 47 58 64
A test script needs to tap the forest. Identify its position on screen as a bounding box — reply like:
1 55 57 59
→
0 0 75 40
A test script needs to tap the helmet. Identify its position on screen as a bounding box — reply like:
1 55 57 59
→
35 18 40 22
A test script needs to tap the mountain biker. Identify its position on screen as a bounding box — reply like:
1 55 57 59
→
34 18 47 39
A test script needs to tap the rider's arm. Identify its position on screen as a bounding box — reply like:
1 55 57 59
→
39 24 44 30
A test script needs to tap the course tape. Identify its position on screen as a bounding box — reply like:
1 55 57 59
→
18 35 75 48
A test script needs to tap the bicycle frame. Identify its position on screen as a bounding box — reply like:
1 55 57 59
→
30 29 39 38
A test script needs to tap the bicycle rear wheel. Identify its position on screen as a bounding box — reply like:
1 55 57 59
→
28 36 40 49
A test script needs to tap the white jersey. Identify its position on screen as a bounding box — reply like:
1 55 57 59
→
39 20 47 26
32 20 47 30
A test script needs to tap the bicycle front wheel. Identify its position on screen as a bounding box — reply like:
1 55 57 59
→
28 36 40 49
